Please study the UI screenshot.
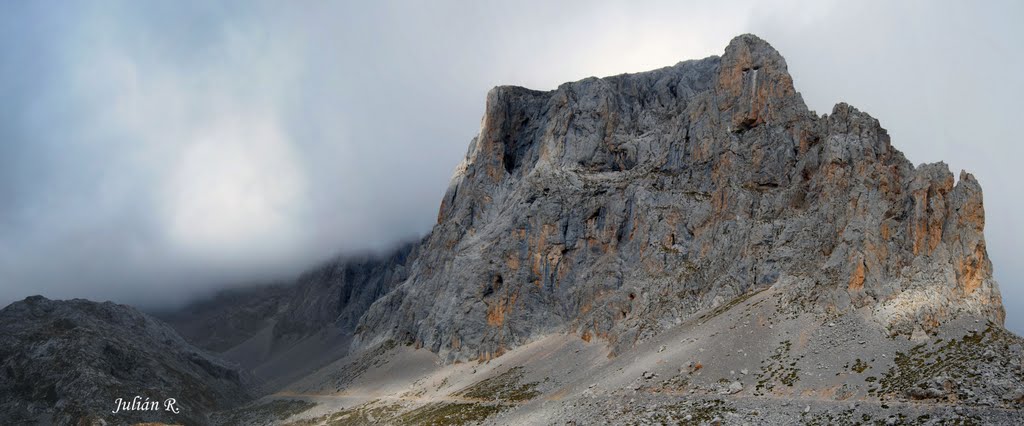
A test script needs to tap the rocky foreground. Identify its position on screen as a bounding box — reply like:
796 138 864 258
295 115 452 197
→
0 296 254 425
233 285 1024 425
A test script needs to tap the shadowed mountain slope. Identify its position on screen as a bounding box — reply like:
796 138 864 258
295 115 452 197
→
0 296 255 425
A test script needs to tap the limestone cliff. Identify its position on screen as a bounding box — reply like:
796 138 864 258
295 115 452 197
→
353 34 1003 361
165 35 1003 370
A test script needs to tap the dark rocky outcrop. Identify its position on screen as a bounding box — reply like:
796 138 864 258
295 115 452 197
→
270 240 420 344
157 283 292 353
161 242 421 392
0 296 254 425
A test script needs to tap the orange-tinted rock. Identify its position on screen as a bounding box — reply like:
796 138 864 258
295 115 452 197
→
352 34 1005 362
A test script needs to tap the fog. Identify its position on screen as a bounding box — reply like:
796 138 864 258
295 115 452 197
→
1 1 1021 332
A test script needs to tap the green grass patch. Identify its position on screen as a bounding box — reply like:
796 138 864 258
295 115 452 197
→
455 366 541 402
396 402 507 426
755 340 800 394
217 399 316 425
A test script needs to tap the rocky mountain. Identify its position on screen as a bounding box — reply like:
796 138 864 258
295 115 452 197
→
138 34 1020 425
178 34 1004 366
0 296 254 425
351 33 1004 361
1 32 1017 426
161 242 420 392
157 283 293 353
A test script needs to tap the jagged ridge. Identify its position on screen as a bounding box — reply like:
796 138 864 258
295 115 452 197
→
166 34 1004 369
352 34 1003 361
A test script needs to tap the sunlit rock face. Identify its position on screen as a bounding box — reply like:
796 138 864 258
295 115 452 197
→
353 34 1003 362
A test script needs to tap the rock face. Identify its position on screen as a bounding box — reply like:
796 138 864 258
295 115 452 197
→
161 242 420 392
270 241 419 344
0 296 254 425
157 283 292 353
352 34 1004 361
166 242 419 354
166 35 1004 370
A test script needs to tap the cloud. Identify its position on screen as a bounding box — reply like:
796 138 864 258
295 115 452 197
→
162 113 306 258
0 1 1021 334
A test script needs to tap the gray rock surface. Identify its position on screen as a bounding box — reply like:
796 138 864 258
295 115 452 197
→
0 296 254 425
167 35 1005 371
254 287 1023 425
352 34 1004 361
161 242 421 394
273 241 419 343
164 241 419 356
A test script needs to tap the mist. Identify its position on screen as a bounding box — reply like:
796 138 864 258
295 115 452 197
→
1 1 1021 332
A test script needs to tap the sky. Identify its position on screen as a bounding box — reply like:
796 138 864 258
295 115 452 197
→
0 1 1021 331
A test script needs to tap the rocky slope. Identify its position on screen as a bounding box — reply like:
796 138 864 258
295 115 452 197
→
161 242 420 391
244 285 1023 425
158 283 293 353
0 296 254 425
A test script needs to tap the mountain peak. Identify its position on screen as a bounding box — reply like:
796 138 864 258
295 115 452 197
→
717 34 807 131
357 35 1003 362
724 34 782 60
161 34 1006 369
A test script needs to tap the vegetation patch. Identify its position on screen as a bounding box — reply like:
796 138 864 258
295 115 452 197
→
872 323 1019 403
804 410 979 426
455 366 542 402
851 358 870 373
396 402 507 425
640 398 736 425
650 375 690 394
754 340 801 394
697 287 767 322
285 400 402 426
216 399 316 425
802 407 856 426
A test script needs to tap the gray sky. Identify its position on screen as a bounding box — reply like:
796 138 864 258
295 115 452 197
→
1 1 1021 332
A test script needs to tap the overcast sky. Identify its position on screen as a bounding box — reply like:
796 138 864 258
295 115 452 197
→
1 1 1021 331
